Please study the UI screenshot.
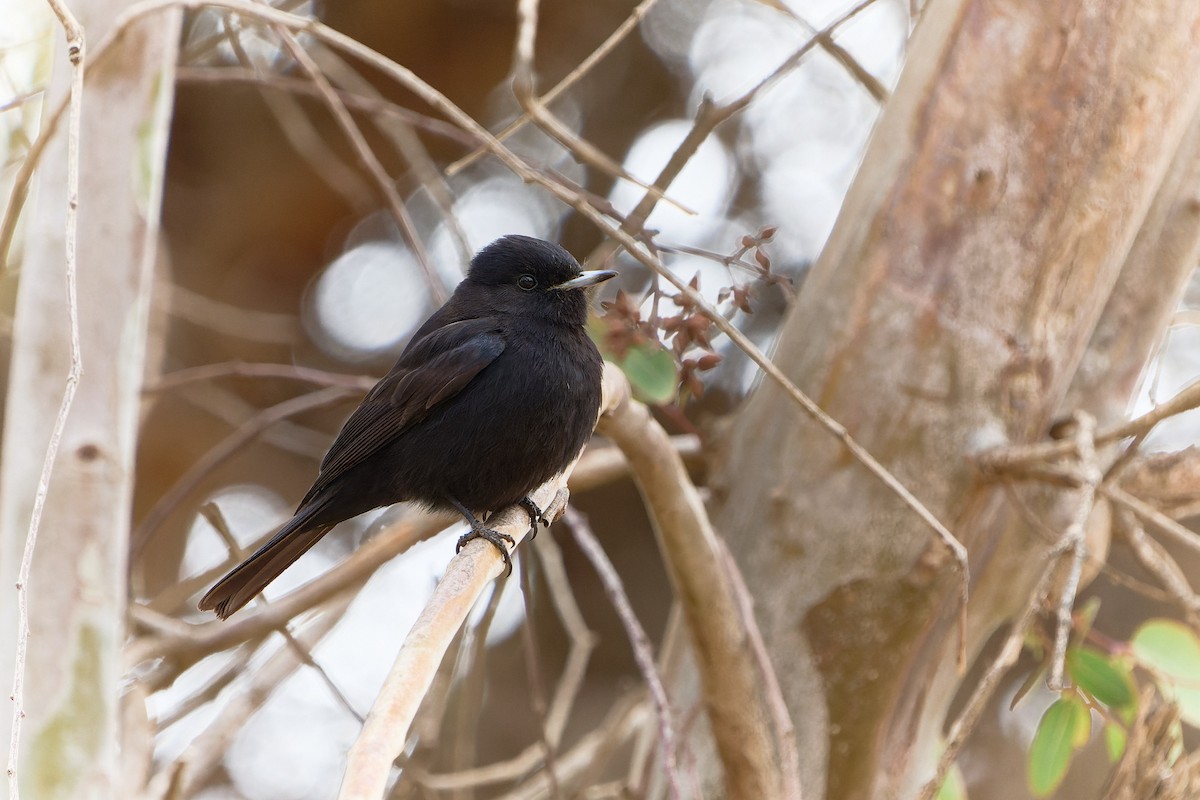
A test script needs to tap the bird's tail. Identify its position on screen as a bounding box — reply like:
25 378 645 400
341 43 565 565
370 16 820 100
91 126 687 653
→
198 502 335 619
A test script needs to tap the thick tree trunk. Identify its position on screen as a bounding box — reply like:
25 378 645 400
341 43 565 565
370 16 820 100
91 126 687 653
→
0 4 180 796
703 1 1200 797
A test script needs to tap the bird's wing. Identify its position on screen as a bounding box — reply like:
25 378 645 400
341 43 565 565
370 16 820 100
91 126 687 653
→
300 317 506 506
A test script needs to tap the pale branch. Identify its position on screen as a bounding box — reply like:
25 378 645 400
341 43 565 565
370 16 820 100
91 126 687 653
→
715 538 802 800
1102 485 1200 560
976 377 1200 476
338 490 567 800
565 507 684 800
596 367 788 800
1048 413 1100 691
1116 510 1200 629
492 693 650 800
6 1 84 793
336 367 624 800
168 593 354 798
412 531 601 793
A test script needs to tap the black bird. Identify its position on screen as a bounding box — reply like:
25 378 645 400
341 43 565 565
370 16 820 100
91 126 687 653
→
199 235 617 619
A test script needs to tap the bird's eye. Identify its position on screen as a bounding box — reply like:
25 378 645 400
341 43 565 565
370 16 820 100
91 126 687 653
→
517 275 537 291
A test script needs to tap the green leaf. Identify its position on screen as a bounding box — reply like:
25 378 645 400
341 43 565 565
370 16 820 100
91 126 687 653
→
1028 695 1090 797
936 760 968 800
1131 619 1200 727
1067 646 1135 711
617 343 678 404
1103 722 1126 763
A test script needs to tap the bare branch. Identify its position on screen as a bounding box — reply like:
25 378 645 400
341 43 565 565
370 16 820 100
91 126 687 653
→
6 3 84 792
336 368 624 800
1048 413 1100 691
596 367 788 799
272 25 447 303
131 386 356 555
565 507 684 800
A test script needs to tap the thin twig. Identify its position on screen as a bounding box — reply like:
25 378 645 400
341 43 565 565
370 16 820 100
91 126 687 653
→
491 694 650 800
169 593 354 796
131 385 354 554
446 0 663 176
273 25 448 303
1116 510 1200 628
512 0 692 216
7 4 84 795
1102 484 1200 559
127 510 452 669
518 558 562 799
165 283 303 344
145 360 376 393
977 377 1200 476
219 12 373 210
584 0 883 269
200 502 363 722
174 65 482 148
446 570 507 794
916 548 1062 800
714 538 802 800
310 46 474 269
565 508 683 800
1048 413 1099 691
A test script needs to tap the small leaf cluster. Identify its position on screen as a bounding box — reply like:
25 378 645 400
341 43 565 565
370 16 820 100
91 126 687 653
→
1021 611 1200 798
595 227 786 404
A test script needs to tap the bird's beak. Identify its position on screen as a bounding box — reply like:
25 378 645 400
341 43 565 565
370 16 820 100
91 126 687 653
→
550 270 618 291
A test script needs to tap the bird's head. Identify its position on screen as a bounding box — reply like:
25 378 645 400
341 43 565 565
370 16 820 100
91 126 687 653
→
464 235 617 327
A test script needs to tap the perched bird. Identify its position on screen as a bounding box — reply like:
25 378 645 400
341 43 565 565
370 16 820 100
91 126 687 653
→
199 235 617 618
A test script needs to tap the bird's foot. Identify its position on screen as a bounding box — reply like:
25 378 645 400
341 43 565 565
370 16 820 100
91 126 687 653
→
450 497 516 574
518 496 549 540
456 522 516 574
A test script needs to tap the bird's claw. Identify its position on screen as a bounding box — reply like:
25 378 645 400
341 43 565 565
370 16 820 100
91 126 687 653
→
519 496 549 540
456 526 516 574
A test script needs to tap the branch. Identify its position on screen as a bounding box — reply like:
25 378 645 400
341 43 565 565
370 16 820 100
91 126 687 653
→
977 378 1200 476
6 2 83 793
596 366 798 799
565 508 684 800
336 367 625 800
